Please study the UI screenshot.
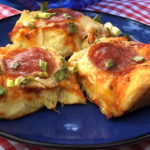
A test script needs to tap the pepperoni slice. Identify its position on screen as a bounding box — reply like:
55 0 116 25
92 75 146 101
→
35 8 82 26
89 42 136 73
2 47 55 77
46 8 82 23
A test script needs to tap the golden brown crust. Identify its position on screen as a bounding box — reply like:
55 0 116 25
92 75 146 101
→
69 37 150 118
0 45 86 119
58 72 86 104
0 46 60 119
9 8 109 57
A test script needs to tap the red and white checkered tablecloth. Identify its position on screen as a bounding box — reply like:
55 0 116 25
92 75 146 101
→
0 1 150 150
85 0 150 26
0 4 21 20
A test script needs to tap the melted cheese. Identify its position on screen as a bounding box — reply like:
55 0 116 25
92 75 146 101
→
69 37 150 118
0 45 86 119
9 8 109 57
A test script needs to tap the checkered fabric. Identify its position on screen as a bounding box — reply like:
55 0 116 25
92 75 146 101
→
0 136 48 150
86 0 150 26
0 4 21 20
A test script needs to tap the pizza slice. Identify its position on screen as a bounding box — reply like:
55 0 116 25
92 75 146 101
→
9 8 109 57
68 37 150 118
0 46 85 119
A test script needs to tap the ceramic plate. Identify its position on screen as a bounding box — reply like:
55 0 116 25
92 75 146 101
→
0 11 150 148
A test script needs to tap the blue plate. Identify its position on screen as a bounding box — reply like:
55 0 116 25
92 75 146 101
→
0 11 150 148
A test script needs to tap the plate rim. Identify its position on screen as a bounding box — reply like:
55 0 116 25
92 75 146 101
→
1 130 150 148
0 10 150 148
